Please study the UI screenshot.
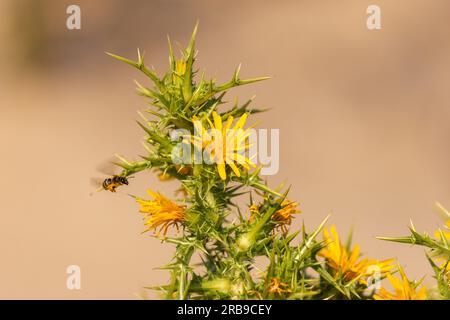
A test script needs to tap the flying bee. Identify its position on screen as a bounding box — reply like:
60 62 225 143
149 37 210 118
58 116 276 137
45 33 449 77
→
91 156 131 195
91 175 130 195
102 175 129 192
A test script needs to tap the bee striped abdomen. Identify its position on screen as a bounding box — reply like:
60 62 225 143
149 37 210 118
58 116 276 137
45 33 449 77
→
102 176 128 192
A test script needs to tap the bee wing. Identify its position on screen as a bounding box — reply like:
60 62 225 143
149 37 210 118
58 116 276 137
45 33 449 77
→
90 177 105 192
90 177 103 187
89 178 105 196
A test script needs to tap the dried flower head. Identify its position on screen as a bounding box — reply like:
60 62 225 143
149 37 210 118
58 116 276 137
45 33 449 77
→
272 200 300 234
267 277 291 296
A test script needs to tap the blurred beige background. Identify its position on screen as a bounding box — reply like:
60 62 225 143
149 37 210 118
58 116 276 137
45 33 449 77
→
0 0 449 299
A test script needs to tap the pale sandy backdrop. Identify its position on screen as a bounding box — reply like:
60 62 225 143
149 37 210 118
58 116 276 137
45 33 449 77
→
0 0 449 299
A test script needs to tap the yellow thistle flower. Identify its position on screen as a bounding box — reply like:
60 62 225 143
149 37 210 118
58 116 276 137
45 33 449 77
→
319 225 394 283
136 189 186 235
272 200 300 234
267 277 291 296
192 111 256 180
374 266 427 300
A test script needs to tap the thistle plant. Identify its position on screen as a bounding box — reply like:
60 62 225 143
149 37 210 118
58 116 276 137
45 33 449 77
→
101 24 449 300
